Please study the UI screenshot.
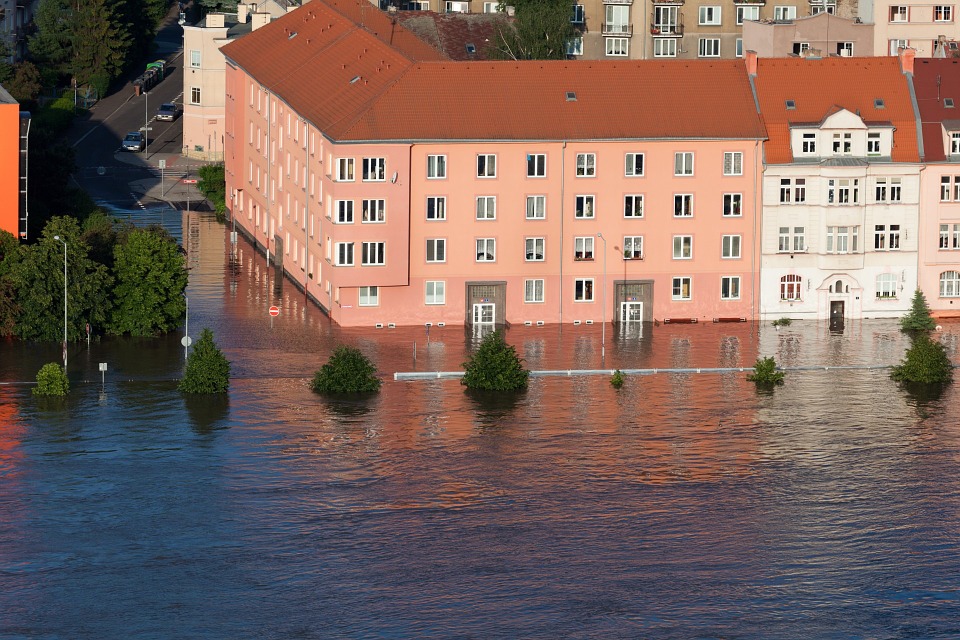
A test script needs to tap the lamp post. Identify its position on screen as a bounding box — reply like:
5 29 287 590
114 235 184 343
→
143 91 149 155
597 232 607 366
53 235 67 370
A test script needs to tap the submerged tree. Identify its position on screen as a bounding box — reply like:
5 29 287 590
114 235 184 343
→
747 356 785 387
891 334 954 385
311 345 381 394
461 330 529 391
900 289 937 334
179 328 231 394
33 362 69 396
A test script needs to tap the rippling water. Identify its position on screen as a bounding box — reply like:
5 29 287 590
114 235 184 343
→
2 216 960 638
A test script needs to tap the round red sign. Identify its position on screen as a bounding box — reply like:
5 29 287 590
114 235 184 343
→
268 306 280 317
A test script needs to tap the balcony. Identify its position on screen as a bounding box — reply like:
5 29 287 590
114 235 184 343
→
733 0 765 4
602 22 633 35
603 0 634 4
650 16 685 35
652 0 683 4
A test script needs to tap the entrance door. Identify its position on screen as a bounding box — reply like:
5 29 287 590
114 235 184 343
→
620 301 643 323
473 303 495 325
830 300 845 329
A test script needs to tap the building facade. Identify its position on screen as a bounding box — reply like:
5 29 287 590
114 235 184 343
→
742 11 874 56
0 84 26 240
871 0 960 56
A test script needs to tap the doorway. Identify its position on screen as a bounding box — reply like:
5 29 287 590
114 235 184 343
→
473 303 495 325
466 282 506 326
620 301 643 323
830 300 845 330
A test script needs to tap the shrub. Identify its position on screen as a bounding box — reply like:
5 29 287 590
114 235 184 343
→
311 345 381 394
747 356 784 386
33 362 68 396
900 289 937 334
891 334 954 385
461 330 529 392
610 369 625 389
772 317 792 327
179 328 230 394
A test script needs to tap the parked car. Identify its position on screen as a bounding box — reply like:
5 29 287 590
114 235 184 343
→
157 102 180 121
122 131 145 152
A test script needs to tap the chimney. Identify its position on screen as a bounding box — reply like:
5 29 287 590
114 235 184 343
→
900 46 916 74
238 2 252 23
745 50 758 76
206 13 225 28
252 12 271 30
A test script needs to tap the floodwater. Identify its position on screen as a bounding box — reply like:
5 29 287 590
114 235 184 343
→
2 214 960 638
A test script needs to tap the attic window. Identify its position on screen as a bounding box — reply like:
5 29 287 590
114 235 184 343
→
874 98 885 109
288 31 298 40
465 43 476 54
566 91 577 101
785 99 796 110
350 75 361 84
946 98 956 108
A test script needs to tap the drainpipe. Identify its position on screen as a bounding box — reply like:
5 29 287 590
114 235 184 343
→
559 141 566 325
303 118 310 304
265 86 272 267
752 139 760 325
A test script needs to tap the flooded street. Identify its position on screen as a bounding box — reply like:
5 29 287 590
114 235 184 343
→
2 214 960 637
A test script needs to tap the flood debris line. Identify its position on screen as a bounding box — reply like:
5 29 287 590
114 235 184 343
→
394 364 910 380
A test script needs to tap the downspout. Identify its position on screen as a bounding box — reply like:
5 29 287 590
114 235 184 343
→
265 87 272 266
752 139 759 324
559 141 566 325
903 66 925 306
303 118 310 305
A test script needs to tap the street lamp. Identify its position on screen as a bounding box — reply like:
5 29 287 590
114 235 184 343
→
53 235 67 370
143 91 149 155
597 232 607 366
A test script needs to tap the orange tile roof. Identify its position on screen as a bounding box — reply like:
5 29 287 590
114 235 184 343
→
754 57 919 164
913 58 960 162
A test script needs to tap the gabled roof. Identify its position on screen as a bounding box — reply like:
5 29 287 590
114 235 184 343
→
754 57 919 164
913 58 960 162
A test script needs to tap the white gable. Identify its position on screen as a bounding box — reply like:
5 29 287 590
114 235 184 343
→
820 108 867 130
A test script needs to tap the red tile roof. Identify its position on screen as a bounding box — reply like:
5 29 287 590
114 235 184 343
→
754 57 919 164
395 11 507 61
913 58 960 162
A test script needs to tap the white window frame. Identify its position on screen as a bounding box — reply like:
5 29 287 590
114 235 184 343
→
672 276 692 301
654 38 677 57
722 234 742 259
427 154 447 179
736 5 759 24
426 196 446 220
721 276 741 300
723 151 743 176
359 286 379 306
625 152 645 176
675 152 694 176
476 196 497 220
335 242 354 266
361 242 385 266
526 195 546 219
189 49 201 68
361 199 385 223
673 235 693 259
190 86 201 105
781 274 802 301
527 153 546 177
525 237 545 261
476 238 496 262
336 199 354 224
674 194 693 217
699 5 721 24
723 193 743 217
525 279 545 303
867 132 882 156
477 153 497 178
426 238 446 263
426 280 446 305
576 153 596 177
774 5 797 20
362 157 386 182
890 5 909 22
624 194 644 218
574 278 595 302
826 226 859 254
566 37 584 56
575 195 596 219
801 133 817 154
605 37 629 56
940 271 960 297
574 236 595 260
699 37 721 58
624 235 643 259
335 158 355 182
951 132 960 155
935 5 953 21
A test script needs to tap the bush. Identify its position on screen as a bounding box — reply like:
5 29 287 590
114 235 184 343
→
900 289 937 334
311 345 381 394
179 328 230 394
461 330 529 391
747 356 784 386
610 369 625 389
33 362 69 396
891 334 954 385
772 317 792 327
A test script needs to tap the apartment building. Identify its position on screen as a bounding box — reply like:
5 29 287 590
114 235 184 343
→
0 84 26 240
742 11 874 56
871 0 960 56
221 0 766 327
0 0 37 62
752 52 922 322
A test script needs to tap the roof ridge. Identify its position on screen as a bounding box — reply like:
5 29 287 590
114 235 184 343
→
331 61 422 138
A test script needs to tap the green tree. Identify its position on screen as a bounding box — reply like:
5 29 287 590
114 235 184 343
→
0 230 22 337
179 328 231 394
11 217 112 342
891 334 954 385
7 62 44 109
311 345 382 394
900 289 937 333
489 0 576 60
461 330 529 391
197 163 227 219
81 210 120 269
747 356 785 386
33 362 69 396
198 0 239 12
29 0 75 78
108 227 188 336
71 0 133 90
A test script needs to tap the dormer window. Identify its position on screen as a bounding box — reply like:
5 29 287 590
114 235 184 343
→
833 132 852 155
946 98 955 108
802 132 816 154
952 132 960 155
867 132 881 156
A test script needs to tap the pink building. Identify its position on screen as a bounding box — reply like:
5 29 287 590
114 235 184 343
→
221 0 766 328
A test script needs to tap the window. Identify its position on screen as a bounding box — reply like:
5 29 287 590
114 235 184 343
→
940 223 960 249
571 3 585 23
779 177 806 203
723 193 742 216
941 176 960 201
525 279 545 303
335 242 354 266
654 5 678 31
190 49 201 68
952 132 960 155
780 274 802 301
427 155 446 179
793 42 810 55
723 152 743 176
722 235 742 259
625 153 645 176
526 195 546 219
426 196 446 220
941 271 960 297
362 158 385 181
837 42 854 56
889 39 909 55
736 38 744 57
605 38 629 56
566 37 584 56
336 158 355 181
476 196 497 220
477 154 497 178
362 199 385 223
832 132 853 154
525 237 545 261
935 5 953 21
624 236 643 259
359 286 379 306
673 235 693 259
699 38 721 57
737 5 759 23
675 152 694 176
575 195 595 219
654 39 677 57
827 178 859 205
476 238 496 262
190 87 201 105
802 133 817 154
778 227 805 252
426 281 446 305
574 236 595 260
624 194 644 218
362 242 385 266
426 238 446 262
875 273 898 299
875 177 902 202
576 153 596 177
574 278 594 302
874 224 901 250
527 153 546 177
721 276 740 300
672 277 692 300
336 199 354 223
826 226 859 253
867 132 882 156
674 194 693 217
699 5 721 24
774 5 797 19
890 5 908 21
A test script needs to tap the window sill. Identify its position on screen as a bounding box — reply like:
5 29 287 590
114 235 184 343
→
624 256 644 261
875 296 900 301
574 257 595 262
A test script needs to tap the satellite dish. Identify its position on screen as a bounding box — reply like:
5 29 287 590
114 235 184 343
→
391 172 398 183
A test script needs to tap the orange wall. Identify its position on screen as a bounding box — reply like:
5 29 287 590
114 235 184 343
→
0 103 19 238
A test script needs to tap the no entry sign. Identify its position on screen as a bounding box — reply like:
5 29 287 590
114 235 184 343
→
269 306 280 317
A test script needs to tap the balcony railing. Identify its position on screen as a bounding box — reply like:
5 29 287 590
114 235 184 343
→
652 0 684 4
650 16 685 35
603 0 634 4
602 22 634 35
